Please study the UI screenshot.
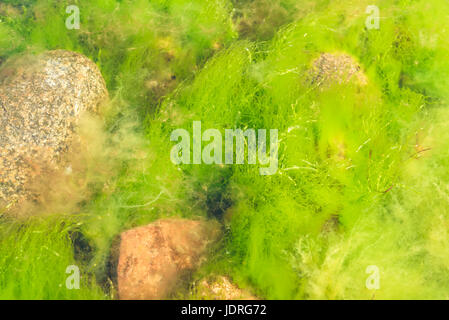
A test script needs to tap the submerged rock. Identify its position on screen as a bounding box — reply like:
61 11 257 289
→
117 218 221 300
0 50 108 209
309 52 368 87
192 276 257 300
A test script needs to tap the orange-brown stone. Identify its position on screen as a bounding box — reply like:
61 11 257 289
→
117 218 221 300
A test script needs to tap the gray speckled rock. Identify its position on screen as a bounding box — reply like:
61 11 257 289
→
0 50 108 209
309 52 368 88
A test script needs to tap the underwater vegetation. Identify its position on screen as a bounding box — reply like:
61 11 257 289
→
1 0 449 299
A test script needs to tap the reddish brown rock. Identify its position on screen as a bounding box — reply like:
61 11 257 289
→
117 218 221 300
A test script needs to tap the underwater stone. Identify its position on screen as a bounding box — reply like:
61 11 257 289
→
192 276 258 300
0 50 108 210
117 218 221 300
308 52 368 87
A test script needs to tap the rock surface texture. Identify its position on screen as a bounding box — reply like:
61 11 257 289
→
117 218 221 300
193 276 257 300
0 50 108 208
309 52 368 87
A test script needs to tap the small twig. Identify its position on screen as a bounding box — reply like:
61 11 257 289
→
409 147 432 159
382 184 394 194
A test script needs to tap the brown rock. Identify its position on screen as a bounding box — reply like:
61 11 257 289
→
117 218 221 300
0 50 108 209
